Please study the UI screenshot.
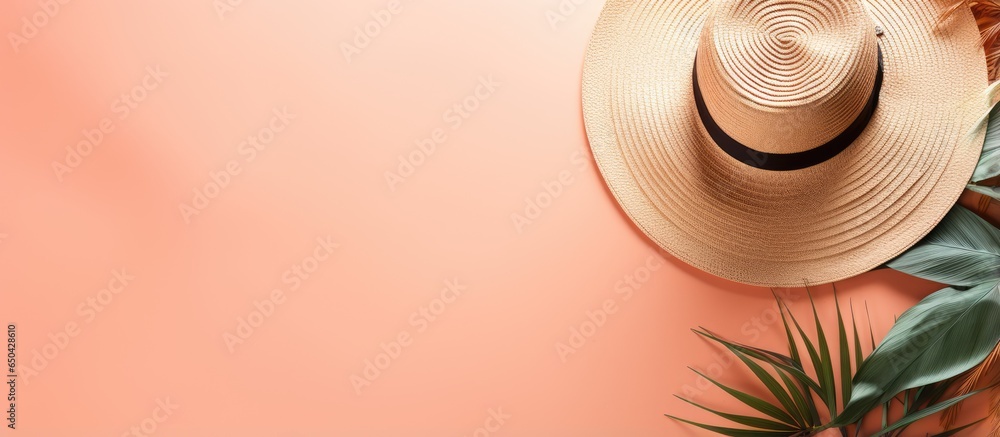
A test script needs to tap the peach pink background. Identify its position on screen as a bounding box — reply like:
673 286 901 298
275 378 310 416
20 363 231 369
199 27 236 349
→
0 0 989 435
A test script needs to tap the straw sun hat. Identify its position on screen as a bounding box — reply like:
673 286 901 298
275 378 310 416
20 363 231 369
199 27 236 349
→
583 0 991 287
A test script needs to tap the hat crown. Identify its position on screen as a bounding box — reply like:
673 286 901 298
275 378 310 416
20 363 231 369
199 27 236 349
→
695 0 880 155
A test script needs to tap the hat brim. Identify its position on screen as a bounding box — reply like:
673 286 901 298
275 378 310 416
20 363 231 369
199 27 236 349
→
582 0 989 287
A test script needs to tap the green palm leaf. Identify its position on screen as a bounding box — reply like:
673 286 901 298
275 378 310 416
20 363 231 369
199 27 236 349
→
886 206 1000 286
687 367 799 426
725 346 806 427
696 327 799 368
835 289 853 406
773 291 802 364
673 288 994 436
780 298 834 413
775 295 822 426
865 302 876 350
673 396 799 431
850 302 864 373
807 290 838 415
665 415 796 437
774 368 815 428
693 329 823 394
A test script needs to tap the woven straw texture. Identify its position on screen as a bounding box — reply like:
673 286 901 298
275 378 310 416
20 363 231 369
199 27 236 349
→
583 0 989 287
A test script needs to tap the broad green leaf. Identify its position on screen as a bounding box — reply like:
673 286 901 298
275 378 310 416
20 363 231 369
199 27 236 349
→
673 396 799 431
836 282 1000 426
973 103 1000 182
665 415 795 437
967 183 1000 200
688 367 799 426
887 206 1000 286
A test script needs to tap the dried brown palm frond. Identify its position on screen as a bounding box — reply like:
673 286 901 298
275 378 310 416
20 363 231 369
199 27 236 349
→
972 0 1000 80
940 340 1000 431
940 1 1000 80
990 387 1000 436
939 0 973 29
